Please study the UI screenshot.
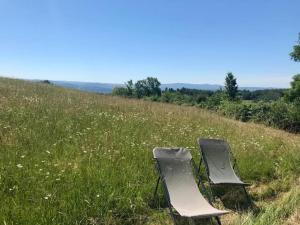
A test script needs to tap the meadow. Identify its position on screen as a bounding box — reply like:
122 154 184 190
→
0 77 300 225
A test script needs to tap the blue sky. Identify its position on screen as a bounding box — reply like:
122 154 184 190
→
0 0 299 87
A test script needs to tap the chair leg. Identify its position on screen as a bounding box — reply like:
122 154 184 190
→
168 205 177 225
153 177 160 200
242 186 252 207
215 216 222 225
197 159 202 186
209 184 216 203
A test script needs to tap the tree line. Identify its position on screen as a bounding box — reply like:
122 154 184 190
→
112 77 161 98
112 33 300 132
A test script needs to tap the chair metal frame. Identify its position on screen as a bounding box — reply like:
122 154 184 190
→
197 139 253 206
153 156 222 225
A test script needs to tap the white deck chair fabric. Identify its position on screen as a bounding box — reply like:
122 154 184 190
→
153 147 228 218
198 139 244 185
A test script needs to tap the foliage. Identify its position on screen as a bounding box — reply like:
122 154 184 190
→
112 87 131 96
225 72 238 100
284 74 300 102
112 77 161 98
239 89 285 101
41 80 52 84
290 33 300 62
160 88 213 106
125 80 134 96
216 100 300 132
111 74 299 133
135 77 161 98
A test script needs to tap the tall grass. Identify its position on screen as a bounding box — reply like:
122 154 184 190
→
0 77 300 224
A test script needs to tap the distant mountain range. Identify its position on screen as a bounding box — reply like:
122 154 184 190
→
51 80 122 93
45 80 273 93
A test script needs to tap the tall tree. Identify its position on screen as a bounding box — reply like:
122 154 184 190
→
285 74 300 102
224 72 238 100
135 79 149 98
125 80 134 96
290 33 300 62
145 77 161 96
134 77 161 98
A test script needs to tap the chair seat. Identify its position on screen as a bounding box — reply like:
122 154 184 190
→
153 148 229 219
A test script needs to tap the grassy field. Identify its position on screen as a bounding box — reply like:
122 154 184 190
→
0 77 300 225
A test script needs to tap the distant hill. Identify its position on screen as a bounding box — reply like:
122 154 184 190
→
160 83 222 91
51 80 122 93
40 80 273 93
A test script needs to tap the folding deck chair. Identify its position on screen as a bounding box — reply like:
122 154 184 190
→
197 138 252 205
153 147 228 225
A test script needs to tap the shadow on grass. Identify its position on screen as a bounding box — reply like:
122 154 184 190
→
149 195 222 225
174 216 219 225
212 185 260 213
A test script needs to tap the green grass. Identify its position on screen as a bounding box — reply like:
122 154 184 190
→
233 186 300 225
0 77 300 225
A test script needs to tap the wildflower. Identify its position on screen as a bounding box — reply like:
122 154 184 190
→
46 151 51 154
9 186 16 191
96 194 100 198
21 155 25 158
44 194 51 200
16 164 23 168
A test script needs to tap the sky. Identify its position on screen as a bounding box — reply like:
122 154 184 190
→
0 0 299 87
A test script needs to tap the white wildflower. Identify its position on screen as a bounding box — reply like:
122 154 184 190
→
44 194 51 200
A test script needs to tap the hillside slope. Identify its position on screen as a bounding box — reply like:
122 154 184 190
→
0 77 299 225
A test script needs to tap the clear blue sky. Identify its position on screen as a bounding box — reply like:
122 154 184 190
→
0 0 299 87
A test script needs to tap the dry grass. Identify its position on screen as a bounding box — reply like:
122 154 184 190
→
285 207 300 225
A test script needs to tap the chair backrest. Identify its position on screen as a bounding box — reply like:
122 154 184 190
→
153 147 228 217
198 139 243 184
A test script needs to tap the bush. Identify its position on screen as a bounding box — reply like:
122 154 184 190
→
217 100 300 133
112 87 131 96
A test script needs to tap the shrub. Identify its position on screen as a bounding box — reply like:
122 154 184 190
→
112 87 131 96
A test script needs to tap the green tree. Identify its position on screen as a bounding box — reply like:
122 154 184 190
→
146 77 161 96
134 77 161 98
290 33 300 62
285 74 300 102
224 72 238 100
135 79 149 98
112 87 130 96
125 80 134 96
